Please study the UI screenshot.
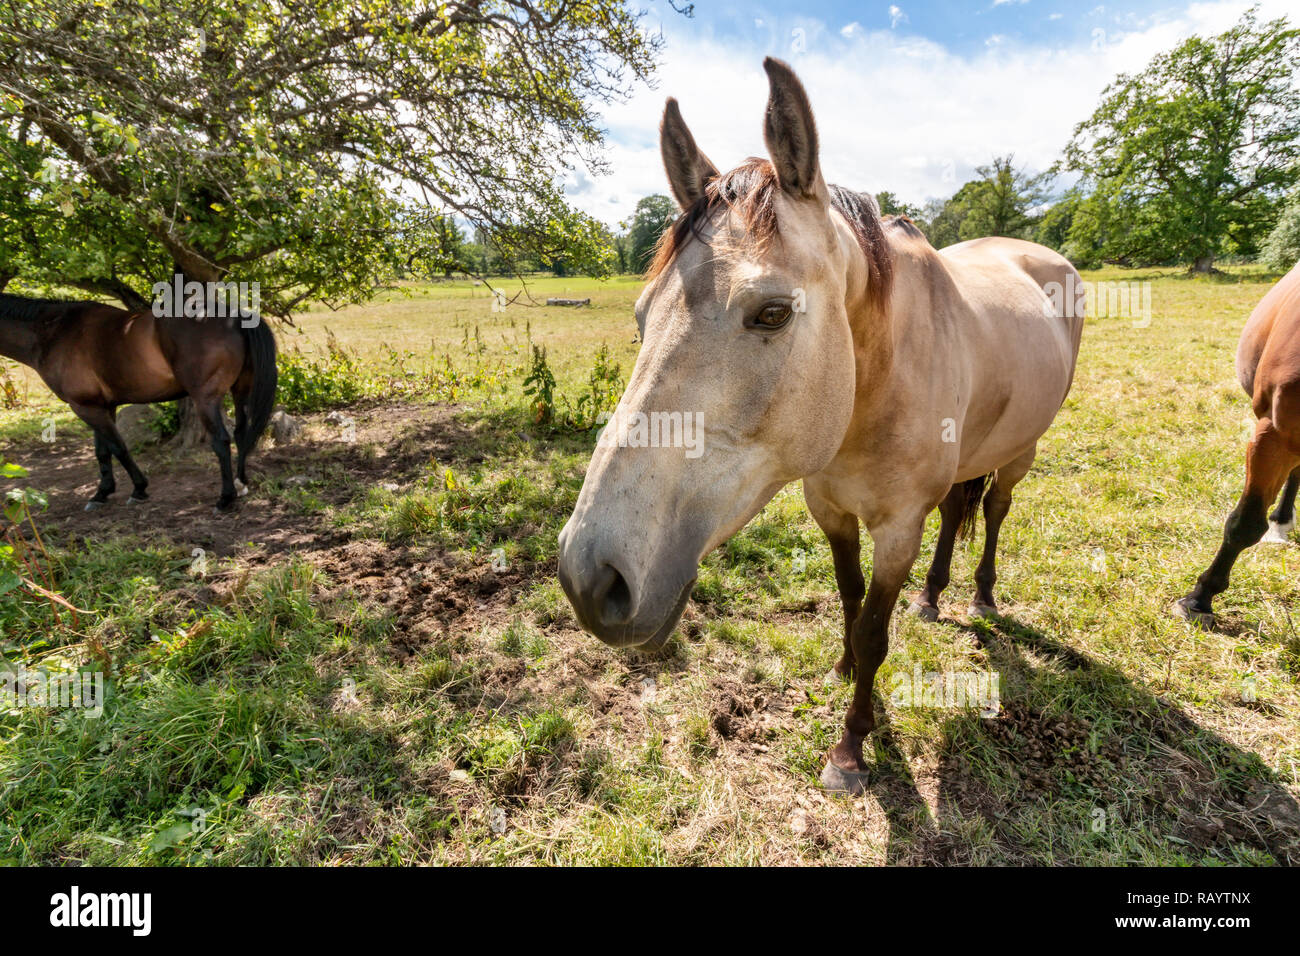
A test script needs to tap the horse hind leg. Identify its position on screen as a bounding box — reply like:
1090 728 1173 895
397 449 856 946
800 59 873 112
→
1262 466 1300 543
195 396 238 513
1176 418 1299 628
970 446 1037 619
908 482 967 622
231 387 251 495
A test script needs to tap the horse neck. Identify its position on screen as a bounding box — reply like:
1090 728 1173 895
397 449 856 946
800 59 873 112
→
842 232 901 410
0 315 40 368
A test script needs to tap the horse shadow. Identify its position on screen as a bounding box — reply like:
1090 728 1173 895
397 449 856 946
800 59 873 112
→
863 611 1300 865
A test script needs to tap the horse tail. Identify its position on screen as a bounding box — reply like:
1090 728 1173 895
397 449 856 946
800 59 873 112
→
955 474 991 540
239 316 278 453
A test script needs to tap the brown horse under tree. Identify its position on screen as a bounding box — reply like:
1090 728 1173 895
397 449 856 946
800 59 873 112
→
0 293 277 513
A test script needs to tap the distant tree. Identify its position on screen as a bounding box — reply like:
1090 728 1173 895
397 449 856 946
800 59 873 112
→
1262 192 1300 270
625 194 677 273
612 232 633 274
957 156 1049 241
874 190 922 220
1062 9 1300 272
918 192 969 249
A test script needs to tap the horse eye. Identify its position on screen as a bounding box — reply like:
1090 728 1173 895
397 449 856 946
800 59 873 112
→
748 303 793 331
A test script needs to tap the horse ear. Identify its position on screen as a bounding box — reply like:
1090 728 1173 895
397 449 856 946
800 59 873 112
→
660 98 720 210
762 57 826 201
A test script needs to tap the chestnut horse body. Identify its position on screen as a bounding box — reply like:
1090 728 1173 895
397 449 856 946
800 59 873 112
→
1177 260 1300 625
558 59 1084 792
0 293 277 512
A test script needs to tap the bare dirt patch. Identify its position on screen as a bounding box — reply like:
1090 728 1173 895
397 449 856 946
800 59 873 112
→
2 400 477 560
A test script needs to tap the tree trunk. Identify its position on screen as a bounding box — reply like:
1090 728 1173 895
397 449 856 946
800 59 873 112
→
176 397 209 450
1193 255 1216 274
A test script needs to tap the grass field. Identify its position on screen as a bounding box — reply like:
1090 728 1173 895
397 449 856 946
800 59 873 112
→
2 267 1298 865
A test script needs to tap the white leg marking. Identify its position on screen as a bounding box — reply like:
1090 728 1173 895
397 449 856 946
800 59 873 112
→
1262 518 1294 544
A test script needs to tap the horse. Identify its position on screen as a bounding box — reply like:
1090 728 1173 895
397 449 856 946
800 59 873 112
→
0 291 277 513
1176 260 1300 627
557 58 1085 794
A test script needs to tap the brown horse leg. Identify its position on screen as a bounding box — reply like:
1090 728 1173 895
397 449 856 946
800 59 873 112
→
1263 466 1300 543
88 430 116 506
1177 419 1299 627
823 509 925 793
970 446 1036 617
72 404 148 507
194 397 238 512
231 386 252 492
808 501 864 678
908 483 965 622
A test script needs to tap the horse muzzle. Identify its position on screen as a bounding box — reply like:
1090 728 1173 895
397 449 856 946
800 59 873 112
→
557 521 696 650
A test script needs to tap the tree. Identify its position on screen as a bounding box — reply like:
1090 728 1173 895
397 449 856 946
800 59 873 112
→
1062 9 1300 272
874 190 922 220
0 0 664 311
957 156 1049 241
623 194 677 273
914 156 1047 250
1262 191 1300 271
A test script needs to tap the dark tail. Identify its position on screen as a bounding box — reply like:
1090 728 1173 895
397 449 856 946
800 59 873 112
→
240 317 278 454
955 474 991 539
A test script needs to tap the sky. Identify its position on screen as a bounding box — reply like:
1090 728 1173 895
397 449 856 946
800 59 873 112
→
564 0 1296 227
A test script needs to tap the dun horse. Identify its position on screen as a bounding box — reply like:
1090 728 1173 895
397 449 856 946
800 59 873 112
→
1176 260 1300 627
558 59 1085 793
0 291 277 513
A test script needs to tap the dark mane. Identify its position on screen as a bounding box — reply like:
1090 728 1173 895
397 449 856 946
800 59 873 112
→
882 214 929 241
0 293 98 323
646 158 894 316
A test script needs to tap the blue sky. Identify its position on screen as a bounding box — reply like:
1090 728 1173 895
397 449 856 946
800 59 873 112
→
566 0 1294 225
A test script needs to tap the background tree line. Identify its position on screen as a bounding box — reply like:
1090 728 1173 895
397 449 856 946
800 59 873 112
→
618 8 1300 275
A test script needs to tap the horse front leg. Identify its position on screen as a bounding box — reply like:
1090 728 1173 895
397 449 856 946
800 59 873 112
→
822 510 924 795
72 404 148 509
87 429 116 509
806 492 864 679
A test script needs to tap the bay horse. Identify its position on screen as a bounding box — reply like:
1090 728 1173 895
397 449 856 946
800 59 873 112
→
557 59 1085 794
0 292 277 513
1176 260 1300 626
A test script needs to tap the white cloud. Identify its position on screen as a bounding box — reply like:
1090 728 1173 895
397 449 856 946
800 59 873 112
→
889 5 908 29
565 0 1297 225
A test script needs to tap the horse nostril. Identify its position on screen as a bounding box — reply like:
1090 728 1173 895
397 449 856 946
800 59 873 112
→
592 563 633 628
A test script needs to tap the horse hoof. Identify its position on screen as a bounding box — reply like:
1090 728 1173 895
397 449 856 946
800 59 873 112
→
1172 598 1215 630
235 479 249 498
968 603 999 620
84 500 108 512
1262 519 1294 544
907 601 939 622
127 494 148 505
820 761 870 795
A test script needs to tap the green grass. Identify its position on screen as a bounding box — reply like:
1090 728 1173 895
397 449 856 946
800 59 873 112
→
1 265 1298 865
